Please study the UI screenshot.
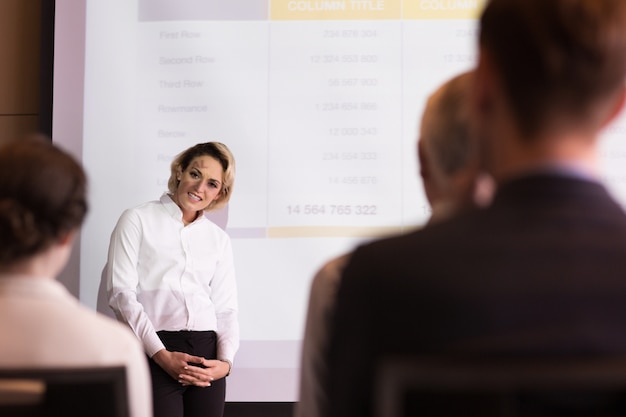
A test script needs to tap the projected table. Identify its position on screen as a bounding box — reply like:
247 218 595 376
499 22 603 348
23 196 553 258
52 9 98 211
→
135 0 484 238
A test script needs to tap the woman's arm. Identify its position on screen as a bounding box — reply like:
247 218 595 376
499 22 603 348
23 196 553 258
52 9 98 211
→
106 209 165 356
210 236 240 367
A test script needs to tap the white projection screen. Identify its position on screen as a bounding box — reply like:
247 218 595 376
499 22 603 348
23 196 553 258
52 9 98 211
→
52 0 626 402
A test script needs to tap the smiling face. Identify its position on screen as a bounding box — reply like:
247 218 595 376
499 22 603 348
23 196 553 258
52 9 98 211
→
172 155 224 224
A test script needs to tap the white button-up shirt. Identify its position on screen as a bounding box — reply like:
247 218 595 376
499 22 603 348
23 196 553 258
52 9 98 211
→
106 194 239 363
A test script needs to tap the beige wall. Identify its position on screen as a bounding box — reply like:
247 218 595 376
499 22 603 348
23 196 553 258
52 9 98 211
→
0 0 41 140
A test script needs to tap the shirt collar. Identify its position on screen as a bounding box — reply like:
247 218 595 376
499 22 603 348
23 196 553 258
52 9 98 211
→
503 160 600 185
160 193 207 225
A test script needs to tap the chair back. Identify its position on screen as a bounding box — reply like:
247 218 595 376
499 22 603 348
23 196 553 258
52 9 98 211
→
0 366 128 417
375 356 626 417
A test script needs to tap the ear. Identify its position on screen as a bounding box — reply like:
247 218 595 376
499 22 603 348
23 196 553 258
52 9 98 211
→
418 138 430 181
57 230 77 248
600 84 626 130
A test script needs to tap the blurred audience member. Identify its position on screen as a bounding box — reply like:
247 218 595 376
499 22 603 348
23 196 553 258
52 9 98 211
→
0 135 152 417
296 70 493 417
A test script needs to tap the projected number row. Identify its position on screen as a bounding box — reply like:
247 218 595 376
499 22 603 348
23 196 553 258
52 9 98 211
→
268 20 402 228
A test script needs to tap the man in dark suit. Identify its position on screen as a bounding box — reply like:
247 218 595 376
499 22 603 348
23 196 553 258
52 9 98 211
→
326 1 626 417
296 70 493 417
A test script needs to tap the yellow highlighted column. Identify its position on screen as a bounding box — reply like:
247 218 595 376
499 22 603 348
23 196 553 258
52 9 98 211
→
404 0 487 20
271 0 401 20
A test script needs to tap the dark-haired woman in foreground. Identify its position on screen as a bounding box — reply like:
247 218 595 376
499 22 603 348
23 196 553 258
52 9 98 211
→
106 142 239 417
0 135 152 417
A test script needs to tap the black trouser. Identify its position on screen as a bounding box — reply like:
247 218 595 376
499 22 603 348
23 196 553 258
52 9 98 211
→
149 330 226 417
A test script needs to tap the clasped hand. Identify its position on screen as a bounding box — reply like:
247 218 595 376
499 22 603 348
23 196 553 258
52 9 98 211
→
152 349 229 387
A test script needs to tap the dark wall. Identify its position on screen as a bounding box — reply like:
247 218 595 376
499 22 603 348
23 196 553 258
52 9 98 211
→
38 0 54 136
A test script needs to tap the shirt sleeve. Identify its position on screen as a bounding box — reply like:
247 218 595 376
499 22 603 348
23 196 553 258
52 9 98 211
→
209 234 240 364
106 209 165 357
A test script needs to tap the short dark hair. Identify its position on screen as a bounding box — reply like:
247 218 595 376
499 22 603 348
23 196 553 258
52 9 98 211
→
480 0 626 137
0 135 88 264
